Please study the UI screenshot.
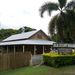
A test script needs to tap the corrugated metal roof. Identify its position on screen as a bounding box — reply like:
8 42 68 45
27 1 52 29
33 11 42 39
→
0 40 55 45
3 30 38 41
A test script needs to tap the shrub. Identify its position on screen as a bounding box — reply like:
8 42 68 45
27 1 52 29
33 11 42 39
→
43 52 75 67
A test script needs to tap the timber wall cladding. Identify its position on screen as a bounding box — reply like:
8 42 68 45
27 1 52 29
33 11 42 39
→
0 52 31 71
30 31 48 40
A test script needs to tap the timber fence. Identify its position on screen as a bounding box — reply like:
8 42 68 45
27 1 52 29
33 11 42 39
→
0 52 31 71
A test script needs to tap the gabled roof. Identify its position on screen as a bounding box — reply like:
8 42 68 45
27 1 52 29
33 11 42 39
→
0 30 55 46
3 30 48 42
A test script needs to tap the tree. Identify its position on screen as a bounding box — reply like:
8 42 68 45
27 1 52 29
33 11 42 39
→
40 0 75 43
18 26 36 33
0 29 18 41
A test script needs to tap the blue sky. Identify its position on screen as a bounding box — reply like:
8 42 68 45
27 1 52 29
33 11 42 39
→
0 0 71 34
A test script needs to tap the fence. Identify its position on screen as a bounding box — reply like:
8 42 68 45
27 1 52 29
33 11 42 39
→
0 52 31 71
31 55 43 65
53 43 75 48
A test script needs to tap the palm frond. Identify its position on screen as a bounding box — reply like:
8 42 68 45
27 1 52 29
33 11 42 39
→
66 1 75 10
39 2 58 17
48 15 58 36
66 10 75 22
58 0 67 9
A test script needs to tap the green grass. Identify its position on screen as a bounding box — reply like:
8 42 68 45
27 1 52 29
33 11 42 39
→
0 65 75 75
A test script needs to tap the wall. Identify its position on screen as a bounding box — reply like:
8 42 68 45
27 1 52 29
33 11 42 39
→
30 31 49 40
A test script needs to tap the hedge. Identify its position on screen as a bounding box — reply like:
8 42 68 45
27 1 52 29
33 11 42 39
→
43 52 75 67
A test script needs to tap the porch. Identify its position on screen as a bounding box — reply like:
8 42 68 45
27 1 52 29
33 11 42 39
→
0 44 51 70
0 45 51 55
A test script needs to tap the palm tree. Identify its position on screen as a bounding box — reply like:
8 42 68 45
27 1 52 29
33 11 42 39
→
40 0 75 43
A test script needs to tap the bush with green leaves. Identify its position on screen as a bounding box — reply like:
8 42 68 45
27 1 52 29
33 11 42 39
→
43 52 75 67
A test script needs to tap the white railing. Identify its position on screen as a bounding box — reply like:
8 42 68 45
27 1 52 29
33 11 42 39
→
53 43 75 48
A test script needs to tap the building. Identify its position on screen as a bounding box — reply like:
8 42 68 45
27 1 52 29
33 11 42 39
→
0 30 54 70
0 30 54 54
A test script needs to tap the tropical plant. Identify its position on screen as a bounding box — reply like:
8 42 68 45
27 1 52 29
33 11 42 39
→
40 0 75 43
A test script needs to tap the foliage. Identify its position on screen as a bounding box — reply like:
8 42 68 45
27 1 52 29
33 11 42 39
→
18 26 36 33
40 2 58 17
51 34 60 42
43 52 75 67
0 29 18 41
40 0 75 43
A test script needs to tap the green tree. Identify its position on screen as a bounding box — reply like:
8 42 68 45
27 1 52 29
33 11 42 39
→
0 29 18 41
40 0 75 43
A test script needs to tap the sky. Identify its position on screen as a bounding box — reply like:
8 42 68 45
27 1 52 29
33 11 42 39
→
0 0 71 34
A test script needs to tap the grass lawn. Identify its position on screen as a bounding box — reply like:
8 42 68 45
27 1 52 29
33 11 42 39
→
0 65 75 75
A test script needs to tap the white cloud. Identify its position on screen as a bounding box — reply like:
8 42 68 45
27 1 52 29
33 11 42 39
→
0 0 71 34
